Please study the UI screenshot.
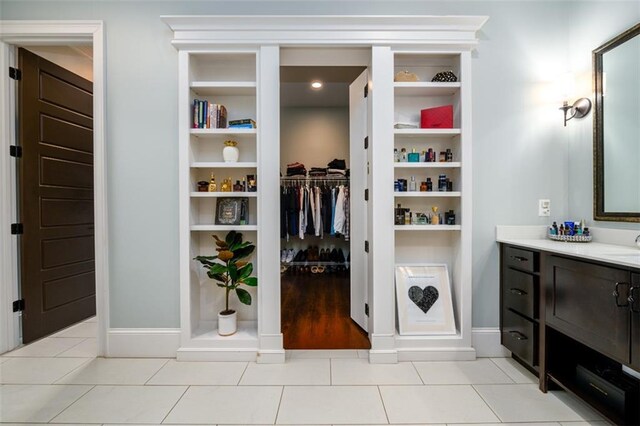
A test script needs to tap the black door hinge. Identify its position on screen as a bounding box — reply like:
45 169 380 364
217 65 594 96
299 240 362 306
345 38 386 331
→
365 303 369 317
364 189 368 201
10 145 22 158
364 240 369 253
11 223 23 235
364 84 368 98
9 67 21 81
364 136 368 149
13 299 25 312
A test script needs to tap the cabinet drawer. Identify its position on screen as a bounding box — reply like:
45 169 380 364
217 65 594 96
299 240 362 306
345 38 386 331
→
505 246 537 273
502 309 537 366
503 268 537 319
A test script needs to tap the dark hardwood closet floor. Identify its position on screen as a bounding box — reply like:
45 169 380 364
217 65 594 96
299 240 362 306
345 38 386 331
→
281 272 370 349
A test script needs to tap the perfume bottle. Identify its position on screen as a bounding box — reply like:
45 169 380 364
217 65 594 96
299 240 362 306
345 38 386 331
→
420 181 427 192
408 148 420 162
221 178 231 192
426 177 433 192
239 200 247 225
208 173 217 192
446 148 453 162
431 206 440 225
233 180 244 192
400 148 407 162
409 176 417 191
393 148 400 162
241 177 247 192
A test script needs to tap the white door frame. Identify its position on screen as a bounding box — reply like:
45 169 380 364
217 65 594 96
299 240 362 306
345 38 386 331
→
0 21 108 356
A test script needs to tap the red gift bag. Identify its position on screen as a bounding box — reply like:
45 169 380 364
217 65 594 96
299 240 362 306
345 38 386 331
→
421 105 453 128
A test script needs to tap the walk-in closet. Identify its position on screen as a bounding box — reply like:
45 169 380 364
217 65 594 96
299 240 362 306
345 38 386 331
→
279 65 369 349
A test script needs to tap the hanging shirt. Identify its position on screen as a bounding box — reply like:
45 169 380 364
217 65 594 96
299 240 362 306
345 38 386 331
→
330 187 337 236
334 185 346 235
299 186 305 239
314 186 322 237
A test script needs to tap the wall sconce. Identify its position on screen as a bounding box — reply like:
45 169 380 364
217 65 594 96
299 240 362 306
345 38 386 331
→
559 98 592 126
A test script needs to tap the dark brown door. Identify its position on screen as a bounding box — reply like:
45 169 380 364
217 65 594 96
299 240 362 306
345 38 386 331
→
18 48 95 343
632 273 640 370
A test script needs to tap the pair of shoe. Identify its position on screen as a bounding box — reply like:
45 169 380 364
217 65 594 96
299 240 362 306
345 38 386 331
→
307 246 320 261
327 248 346 263
280 249 296 263
293 249 307 262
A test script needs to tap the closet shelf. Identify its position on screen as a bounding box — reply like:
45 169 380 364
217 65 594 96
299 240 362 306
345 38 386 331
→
190 192 258 198
394 82 460 96
394 129 461 137
394 191 461 198
395 162 461 168
190 81 257 96
191 161 258 168
190 128 257 137
191 225 258 231
395 225 461 231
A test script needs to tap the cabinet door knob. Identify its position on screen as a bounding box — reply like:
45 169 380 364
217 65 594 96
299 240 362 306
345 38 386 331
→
629 286 640 313
613 282 630 308
509 288 527 296
508 330 528 341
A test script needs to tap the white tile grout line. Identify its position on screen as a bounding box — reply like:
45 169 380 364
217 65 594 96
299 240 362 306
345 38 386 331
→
237 361 251 385
409 361 425 385
160 384 190 424
55 337 92 358
489 356 535 384
329 358 333 385
470 383 504 423
273 385 286 425
376 385 391 425
143 358 171 385
47 384 96 423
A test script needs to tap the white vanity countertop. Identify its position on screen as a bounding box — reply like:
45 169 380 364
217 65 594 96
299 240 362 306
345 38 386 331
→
496 226 640 269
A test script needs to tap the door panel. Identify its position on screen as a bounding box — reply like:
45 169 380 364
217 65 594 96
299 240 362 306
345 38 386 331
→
349 69 369 332
18 48 95 343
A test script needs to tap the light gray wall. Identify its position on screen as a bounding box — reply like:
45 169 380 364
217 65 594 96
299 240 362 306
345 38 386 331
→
1 0 630 329
567 2 640 230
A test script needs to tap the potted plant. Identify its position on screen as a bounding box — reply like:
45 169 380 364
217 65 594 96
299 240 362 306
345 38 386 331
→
194 230 257 336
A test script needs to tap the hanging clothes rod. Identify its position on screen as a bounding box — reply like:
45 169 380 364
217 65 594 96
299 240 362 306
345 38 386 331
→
280 176 349 181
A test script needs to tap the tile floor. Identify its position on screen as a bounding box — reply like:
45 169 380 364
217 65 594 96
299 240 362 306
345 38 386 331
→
0 317 609 425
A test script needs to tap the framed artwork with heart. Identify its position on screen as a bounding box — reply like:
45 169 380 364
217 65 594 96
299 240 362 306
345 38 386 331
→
395 264 456 335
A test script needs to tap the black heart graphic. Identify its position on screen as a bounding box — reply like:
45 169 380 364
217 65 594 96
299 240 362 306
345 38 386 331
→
408 285 439 314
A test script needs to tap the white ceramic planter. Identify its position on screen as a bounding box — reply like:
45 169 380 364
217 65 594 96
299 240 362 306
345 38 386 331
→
223 140 239 162
218 310 237 336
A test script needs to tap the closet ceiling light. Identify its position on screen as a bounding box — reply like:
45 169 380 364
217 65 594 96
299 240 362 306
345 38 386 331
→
311 81 323 89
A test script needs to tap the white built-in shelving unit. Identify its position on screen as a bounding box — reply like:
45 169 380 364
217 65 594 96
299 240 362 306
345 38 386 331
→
177 51 261 360
391 51 473 359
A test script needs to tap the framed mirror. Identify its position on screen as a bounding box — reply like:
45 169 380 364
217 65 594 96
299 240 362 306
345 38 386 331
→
593 23 640 222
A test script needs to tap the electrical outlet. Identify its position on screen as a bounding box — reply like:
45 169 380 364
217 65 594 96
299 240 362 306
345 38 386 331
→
539 199 551 217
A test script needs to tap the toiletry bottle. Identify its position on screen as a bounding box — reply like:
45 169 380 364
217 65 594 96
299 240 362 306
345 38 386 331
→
446 148 453 162
405 210 411 225
240 201 247 225
552 221 558 235
446 180 453 192
394 148 400 162
438 174 447 191
439 151 446 162
408 148 420 162
420 181 427 192
234 180 243 192
208 173 217 192
431 206 440 225
395 204 405 225
426 177 433 192
400 148 407 162
421 150 427 162
242 177 247 191
409 175 417 191
427 148 434 162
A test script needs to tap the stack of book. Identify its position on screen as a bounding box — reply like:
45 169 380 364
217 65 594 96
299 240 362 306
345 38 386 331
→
229 119 257 129
192 99 227 129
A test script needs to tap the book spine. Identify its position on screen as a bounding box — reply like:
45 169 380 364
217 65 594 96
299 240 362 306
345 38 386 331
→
193 99 198 129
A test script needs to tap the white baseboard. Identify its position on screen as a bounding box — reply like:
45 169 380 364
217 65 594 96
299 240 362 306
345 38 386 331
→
472 327 510 357
107 328 180 358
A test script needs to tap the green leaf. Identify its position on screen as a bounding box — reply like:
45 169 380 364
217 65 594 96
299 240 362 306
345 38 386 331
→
233 245 255 261
228 262 238 282
242 277 258 287
209 263 227 276
194 255 218 267
236 287 252 305
225 230 237 245
238 263 253 280
208 273 226 283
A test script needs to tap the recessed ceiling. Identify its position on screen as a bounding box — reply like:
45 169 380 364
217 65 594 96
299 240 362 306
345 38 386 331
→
280 66 365 108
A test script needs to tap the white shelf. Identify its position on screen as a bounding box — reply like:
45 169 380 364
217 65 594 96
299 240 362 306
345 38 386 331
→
394 82 460 96
191 225 258 232
394 191 461 198
190 128 257 137
395 162 461 168
191 162 258 168
190 81 257 96
190 192 258 198
394 128 461 137
395 225 461 231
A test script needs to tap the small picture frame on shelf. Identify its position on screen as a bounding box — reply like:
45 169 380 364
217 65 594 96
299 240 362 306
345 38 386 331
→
215 197 249 225
395 264 456 335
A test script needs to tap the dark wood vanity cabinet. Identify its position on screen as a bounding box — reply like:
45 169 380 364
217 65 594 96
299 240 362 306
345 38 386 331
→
545 255 631 364
500 245 539 370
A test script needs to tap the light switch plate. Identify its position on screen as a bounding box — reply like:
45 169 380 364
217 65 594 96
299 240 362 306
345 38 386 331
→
539 199 551 217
